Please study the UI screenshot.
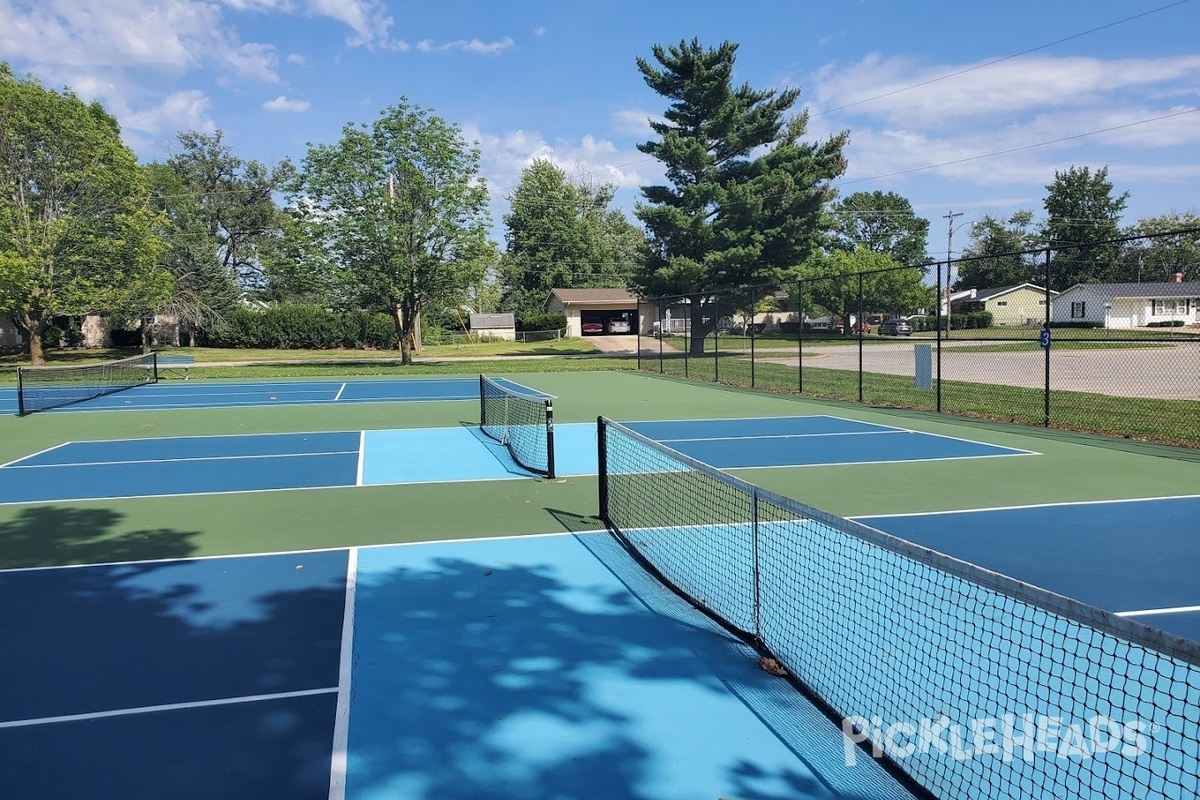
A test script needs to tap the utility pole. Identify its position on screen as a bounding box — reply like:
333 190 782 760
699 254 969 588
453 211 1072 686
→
943 210 963 332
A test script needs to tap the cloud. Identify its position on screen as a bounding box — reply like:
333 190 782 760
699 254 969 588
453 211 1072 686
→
610 108 664 137
415 37 514 55
303 0 395 48
121 89 216 148
534 26 545 37
286 53 309 66
263 95 311 112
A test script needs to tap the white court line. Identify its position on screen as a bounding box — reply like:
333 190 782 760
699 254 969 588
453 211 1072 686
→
658 429 909 444
47 397 475 414
328 547 358 800
334 383 347 402
733 451 1036 471
0 686 338 729
41 429 365 445
1116 605 1200 618
355 431 365 486
849 493 1200 520
2 450 360 470
0 530 580 573
0 441 73 469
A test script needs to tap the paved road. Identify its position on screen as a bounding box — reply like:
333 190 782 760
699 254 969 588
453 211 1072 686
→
760 341 1199 401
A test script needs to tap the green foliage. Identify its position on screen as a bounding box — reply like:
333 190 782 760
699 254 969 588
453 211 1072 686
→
632 39 847 300
289 99 493 364
1042 166 1128 290
1048 320 1105 329
1146 320 1186 328
516 311 566 332
204 305 397 349
500 160 643 317
827 191 931 268
799 249 933 334
1117 213 1200 283
0 63 172 363
957 211 1039 289
908 312 994 331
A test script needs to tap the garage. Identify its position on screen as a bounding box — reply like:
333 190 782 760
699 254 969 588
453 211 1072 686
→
546 288 641 337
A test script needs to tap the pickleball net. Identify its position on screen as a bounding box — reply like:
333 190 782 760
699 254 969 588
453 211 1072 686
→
479 375 555 478
16 352 158 415
597 416 1200 800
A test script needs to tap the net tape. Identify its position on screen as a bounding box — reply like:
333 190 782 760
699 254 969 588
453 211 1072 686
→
598 417 1200 800
17 352 158 415
479 375 555 478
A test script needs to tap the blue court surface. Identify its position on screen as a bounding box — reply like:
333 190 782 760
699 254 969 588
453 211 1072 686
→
0 416 1030 504
0 534 921 800
0 376 546 414
856 495 1200 642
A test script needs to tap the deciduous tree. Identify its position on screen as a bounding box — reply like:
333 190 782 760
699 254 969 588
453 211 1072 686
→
955 211 1038 289
1042 166 1128 290
827 191 930 268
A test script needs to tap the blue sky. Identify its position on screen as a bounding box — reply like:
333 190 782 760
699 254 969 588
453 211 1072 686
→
2 0 1199 257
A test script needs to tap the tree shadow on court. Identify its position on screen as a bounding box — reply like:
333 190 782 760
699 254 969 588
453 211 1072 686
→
0 549 348 800
0 505 200 568
345 543 859 800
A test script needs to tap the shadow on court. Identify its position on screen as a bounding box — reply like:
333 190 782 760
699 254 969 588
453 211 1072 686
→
0 550 348 800
0 505 200 569
347 546 866 800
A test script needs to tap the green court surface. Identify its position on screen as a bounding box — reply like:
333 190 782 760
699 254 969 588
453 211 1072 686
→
2 369 1198 569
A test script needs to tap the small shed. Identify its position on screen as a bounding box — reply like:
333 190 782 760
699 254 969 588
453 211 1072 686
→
469 312 516 340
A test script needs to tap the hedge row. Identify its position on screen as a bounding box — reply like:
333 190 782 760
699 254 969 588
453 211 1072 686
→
203 305 398 349
908 312 994 331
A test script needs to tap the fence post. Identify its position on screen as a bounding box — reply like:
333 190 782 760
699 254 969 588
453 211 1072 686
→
936 260 944 413
1043 248 1052 427
857 272 865 403
797 280 804 394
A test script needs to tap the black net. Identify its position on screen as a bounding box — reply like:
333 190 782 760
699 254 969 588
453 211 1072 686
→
598 416 1200 800
479 375 555 478
17 352 158 415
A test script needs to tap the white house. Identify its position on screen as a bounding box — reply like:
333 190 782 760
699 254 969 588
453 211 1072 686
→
545 288 644 337
1050 280 1200 328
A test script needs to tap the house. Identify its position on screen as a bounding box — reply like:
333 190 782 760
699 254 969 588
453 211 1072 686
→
1051 279 1200 329
950 284 1056 326
545 288 644 337
1 314 23 352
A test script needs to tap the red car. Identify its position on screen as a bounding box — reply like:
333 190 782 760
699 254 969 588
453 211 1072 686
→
581 319 604 335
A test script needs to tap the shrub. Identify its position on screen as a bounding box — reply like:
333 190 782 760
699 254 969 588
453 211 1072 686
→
517 311 566 332
204 303 398 349
1048 320 1104 329
1147 320 1185 328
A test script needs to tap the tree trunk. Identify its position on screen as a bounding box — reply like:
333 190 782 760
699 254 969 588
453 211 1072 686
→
393 305 413 366
17 311 49 366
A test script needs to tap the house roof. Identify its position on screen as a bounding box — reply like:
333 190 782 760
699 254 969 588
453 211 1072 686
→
1057 281 1200 299
959 283 1056 302
547 287 639 305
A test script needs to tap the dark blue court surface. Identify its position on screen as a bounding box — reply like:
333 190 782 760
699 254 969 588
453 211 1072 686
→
624 415 1033 469
0 550 348 800
0 538 921 800
856 495 1200 642
1 376 546 414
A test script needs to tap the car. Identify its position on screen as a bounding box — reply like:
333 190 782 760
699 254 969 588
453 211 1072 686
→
581 319 604 335
878 319 914 336
607 319 631 334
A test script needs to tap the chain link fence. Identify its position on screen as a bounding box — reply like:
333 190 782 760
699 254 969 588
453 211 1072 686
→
637 233 1200 448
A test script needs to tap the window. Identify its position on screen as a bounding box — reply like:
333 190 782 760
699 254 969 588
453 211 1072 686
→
1151 299 1190 315
995 300 1008 307
1037 300 1047 306
1070 301 1086 319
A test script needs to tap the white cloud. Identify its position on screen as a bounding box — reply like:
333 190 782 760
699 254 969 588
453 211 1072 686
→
303 0 395 48
534 26 545 37
610 108 664 138
415 37 514 55
263 95 311 112
122 89 216 138
286 53 309 66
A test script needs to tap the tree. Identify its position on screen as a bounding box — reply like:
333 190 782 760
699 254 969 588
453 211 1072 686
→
800 249 932 335
0 63 171 364
827 191 930 268
955 211 1038 289
499 160 646 321
632 39 847 352
1116 212 1200 283
289 100 493 364
1042 166 1128 290
145 162 242 346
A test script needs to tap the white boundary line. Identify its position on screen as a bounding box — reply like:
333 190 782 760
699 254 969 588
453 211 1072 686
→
732 451 1036 471
658 429 910 444
333 383 347 402
0 441 73 469
355 431 365 487
26 429 364 446
849 493 1200 520
43 396 475 415
0 686 338 729
328 547 358 800
1117 605 1200 618
0 530 580 573
4 450 360 470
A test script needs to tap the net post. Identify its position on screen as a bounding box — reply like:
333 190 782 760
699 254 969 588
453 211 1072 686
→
479 374 487 428
750 487 761 642
544 399 555 479
151 351 159 383
16 367 25 417
596 416 609 523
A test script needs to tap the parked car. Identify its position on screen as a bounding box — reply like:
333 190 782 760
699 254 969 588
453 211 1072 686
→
878 319 914 336
581 319 604 335
607 319 631 334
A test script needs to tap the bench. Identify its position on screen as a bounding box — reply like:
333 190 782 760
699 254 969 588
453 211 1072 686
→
157 353 195 380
